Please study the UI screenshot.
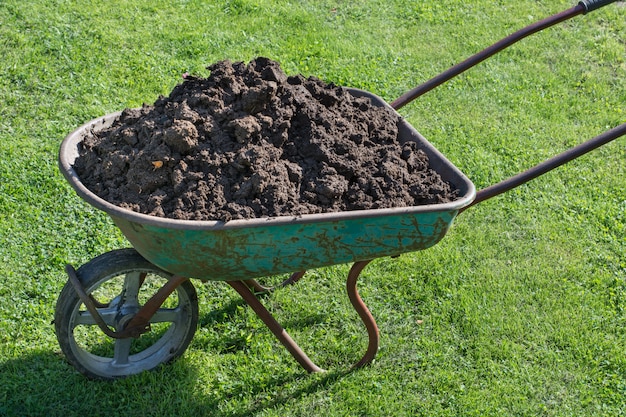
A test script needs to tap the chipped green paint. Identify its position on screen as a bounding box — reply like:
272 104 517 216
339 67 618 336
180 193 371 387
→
112 209 457 281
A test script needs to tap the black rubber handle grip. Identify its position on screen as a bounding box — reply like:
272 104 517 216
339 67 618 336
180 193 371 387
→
578 0 619 13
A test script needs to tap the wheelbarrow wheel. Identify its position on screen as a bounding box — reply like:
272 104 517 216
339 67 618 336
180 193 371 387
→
54 248 198 380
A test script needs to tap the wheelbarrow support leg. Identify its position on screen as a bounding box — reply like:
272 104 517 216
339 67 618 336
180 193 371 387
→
346 260 379 369
227 280 324 373
230 261 379 372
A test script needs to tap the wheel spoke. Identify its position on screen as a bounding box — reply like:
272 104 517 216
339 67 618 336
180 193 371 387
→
122 271 145 308
74 307 118 327
112 338 132 366
150 307 181 323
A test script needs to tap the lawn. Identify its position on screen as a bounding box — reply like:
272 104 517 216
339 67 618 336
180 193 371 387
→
0 0 625 416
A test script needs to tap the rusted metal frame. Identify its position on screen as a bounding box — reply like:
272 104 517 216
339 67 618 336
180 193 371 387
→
463 122 626 210
390 4 585 110
243 271 306 294
345 260 379 369
231 261 379 372
65 263 188 339
227 280 324 373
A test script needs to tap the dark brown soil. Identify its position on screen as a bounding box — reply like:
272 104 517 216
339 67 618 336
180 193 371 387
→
74 57 458 222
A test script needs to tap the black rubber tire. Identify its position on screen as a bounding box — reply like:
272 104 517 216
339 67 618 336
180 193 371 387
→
54 248 198 380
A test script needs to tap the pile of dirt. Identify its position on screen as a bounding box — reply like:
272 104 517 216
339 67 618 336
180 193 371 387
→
74 57 458 222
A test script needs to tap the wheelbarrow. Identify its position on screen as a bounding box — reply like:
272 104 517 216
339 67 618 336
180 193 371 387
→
56 0 626 379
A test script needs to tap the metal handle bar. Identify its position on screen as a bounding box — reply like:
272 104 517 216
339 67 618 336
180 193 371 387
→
461 122 626 211
390 1 619 110
390 1 625 207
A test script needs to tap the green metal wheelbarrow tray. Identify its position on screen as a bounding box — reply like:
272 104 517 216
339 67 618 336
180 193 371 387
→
55 0 626 380
60 91 473 282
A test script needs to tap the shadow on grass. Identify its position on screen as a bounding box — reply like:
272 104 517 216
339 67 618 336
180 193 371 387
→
197 282 342 355
0 348 348 417
0 290 352 417
195 291 329 354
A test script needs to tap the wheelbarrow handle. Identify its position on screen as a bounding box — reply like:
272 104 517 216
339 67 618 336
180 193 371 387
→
390 1 618 110
388 0 624 208
461 122 626 211
579 0 620 13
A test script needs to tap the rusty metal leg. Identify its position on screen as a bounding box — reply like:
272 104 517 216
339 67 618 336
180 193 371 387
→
243 271 307 294
346 260 379 369
227 280 324 373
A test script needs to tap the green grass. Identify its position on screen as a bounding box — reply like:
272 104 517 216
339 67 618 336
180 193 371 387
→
1 0 625 415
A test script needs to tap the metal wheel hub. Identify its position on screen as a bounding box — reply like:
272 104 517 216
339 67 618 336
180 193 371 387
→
115 310 140 334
